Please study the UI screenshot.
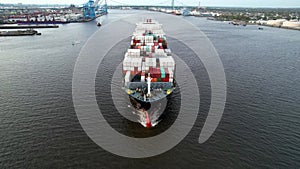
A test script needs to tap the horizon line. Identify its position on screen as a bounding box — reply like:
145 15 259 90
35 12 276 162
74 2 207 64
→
0 3 300 9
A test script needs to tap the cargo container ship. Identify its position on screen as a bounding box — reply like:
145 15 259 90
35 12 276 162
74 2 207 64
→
122 19 176 128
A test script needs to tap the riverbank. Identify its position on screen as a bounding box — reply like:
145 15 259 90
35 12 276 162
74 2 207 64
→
220 19 300 31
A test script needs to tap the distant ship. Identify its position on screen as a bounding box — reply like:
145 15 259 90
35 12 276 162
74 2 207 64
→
122 19 176 128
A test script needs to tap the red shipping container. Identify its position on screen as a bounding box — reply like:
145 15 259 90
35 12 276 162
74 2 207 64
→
162 77 169 82
164 68 170 78
150 68 154 77
131 71 142 76
164 67 168 74
158 68 161 78
150 68 155 78
130 71 135 75
152 68 157 78
154 68 161 78
151 78 157 82
149 67 153 72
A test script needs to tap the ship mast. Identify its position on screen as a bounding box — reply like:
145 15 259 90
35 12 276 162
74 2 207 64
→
147 73 152 97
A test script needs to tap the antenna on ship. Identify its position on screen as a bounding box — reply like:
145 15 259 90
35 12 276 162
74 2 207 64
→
147 73 152 97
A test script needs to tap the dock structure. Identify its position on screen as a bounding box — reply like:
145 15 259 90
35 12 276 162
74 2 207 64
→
0 29 41 36
0 25 59 29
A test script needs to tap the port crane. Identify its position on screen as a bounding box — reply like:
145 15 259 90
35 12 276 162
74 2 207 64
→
82 0 194 20
83 0 108 20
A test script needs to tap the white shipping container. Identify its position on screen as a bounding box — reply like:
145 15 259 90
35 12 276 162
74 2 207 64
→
149 63 155 67
145 58 156 67
168 62 174 66
165 49 171 53
128 49 140 56
135 35 144 41
153 31 164 35
125 71 131 82
168 67 174 74
160 57 174 67
142 62 146 67
159 58 167 64
155 49 164 54
141 76 145 82
146 43 154 46
146 58 156 63
155 53 167 57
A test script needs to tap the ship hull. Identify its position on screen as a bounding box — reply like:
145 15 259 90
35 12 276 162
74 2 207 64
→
129 94 171 128
127 80 175 128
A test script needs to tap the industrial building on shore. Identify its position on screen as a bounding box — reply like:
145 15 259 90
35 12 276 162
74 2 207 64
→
251 19 300 30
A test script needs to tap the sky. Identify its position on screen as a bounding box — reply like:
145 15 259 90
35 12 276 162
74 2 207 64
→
1 0 300 8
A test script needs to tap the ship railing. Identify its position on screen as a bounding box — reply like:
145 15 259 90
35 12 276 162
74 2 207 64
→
128 82 172 90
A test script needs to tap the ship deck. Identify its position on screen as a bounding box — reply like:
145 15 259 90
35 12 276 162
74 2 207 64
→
129 88 173 103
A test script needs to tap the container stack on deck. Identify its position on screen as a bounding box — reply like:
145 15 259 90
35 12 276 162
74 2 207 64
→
123 19 175 87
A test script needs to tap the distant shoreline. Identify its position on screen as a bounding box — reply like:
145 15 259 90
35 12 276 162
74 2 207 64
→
0 3 300 8
222 20 300 31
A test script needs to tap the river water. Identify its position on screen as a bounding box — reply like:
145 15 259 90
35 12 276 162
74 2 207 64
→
0 10 299 168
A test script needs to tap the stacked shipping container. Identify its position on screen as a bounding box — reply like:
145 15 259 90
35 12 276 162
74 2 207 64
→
123 19 175 85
